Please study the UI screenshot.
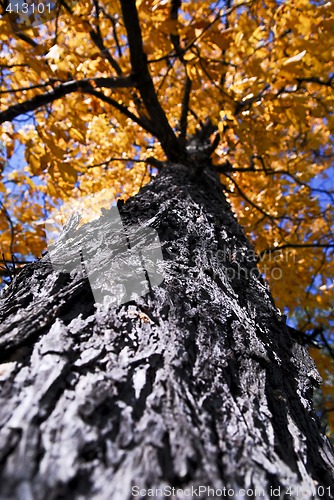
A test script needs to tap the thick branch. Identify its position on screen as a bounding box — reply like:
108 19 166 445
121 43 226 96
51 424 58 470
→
169 0 184 63
179 75 192 145
0 77 133 124
119 0 185 162
169 1 192 143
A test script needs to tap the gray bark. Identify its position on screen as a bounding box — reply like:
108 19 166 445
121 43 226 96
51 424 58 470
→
0 162 334 499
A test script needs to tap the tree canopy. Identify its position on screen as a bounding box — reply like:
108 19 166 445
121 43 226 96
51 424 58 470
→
0 0 333 431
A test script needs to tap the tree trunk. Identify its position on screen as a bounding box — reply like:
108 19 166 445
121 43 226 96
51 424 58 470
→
0 161 333 500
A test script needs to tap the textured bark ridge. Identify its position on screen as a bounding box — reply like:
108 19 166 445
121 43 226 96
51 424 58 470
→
0 162 334 499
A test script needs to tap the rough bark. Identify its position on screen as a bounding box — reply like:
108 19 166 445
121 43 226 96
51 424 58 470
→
0 161 334 500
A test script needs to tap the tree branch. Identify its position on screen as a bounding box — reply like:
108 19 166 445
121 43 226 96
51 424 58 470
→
168 0 192 144
258 243 334 259
169 0 184 63
0 77 133 124
148 1 248 64
119 0 185 162
48 0 123 75
179 75 192 145
14 32 39 48
100 7 123 58
85 89 156 134
89 0 123 76
223 172 288 221
0 255 31 280
296 76 334 88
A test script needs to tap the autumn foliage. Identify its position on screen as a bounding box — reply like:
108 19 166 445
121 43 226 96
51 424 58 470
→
0 0 333 432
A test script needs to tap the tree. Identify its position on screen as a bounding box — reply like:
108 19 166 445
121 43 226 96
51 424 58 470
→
0 0 334 497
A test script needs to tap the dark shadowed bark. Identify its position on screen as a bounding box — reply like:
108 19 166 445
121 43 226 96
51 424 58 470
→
0 161 334 500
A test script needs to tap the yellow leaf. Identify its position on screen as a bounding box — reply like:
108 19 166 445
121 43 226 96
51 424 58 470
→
69 128 85 142
29 155 40 175
296 14 313 35
160 19 179 36
58 164 78 184
283 50 307 66
46 141 65 160
6 141 14 160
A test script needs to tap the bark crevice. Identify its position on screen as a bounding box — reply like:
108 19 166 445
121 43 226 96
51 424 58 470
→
0 162 333 499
